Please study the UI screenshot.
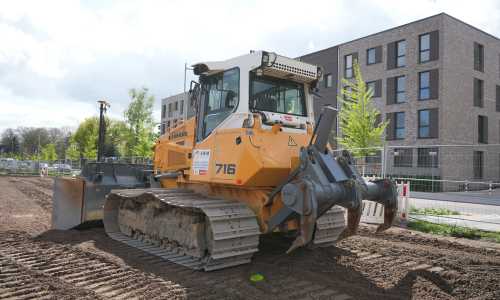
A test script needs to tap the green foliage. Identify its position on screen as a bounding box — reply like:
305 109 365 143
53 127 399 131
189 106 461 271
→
40 143 58 161
1 87 157 161
123 87 156 157
65 138 80 161
71 117 99 160
337 63 387 156
69 117 132 160
410 207 460 216
408 220 500 243
107 120 130 157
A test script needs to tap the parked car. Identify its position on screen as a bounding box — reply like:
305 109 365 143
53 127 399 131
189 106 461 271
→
50 163 72 173
0 158 18 171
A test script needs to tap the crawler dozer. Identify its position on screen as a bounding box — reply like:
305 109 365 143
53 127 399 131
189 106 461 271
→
59 51 398 271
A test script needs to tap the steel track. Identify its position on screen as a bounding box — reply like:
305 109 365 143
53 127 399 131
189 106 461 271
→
105 188 261 271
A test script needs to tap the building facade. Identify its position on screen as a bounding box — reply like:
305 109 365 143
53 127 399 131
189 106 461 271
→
301 13 500 187
160 92 195 135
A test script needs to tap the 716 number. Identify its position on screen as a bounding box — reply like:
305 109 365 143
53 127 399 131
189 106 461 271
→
216 163 236 175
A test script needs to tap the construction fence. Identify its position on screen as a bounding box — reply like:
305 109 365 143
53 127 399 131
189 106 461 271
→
335 144 500 193
348 144 500 232
0 157 152 177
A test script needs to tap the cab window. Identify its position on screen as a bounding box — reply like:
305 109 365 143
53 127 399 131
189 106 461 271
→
250 74 306 116
199 68 239 140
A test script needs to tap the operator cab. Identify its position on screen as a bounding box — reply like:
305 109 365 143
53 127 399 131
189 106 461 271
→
191 51 321 143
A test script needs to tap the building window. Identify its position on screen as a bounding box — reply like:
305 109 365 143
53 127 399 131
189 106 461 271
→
478 115 488 144
325 74 333 88
473 151 484 179
395 112 405 139
343 86 352 101
367 81 376 95
395 76 406 103
474 42 484 72
473 78 484 107
168 103 173 117
174 101 178 111
396 40 406 67
161 104 166 118
393 148 412 167
418 110 430 138
417 148 439 168
345 54 354 78
419 71 430 100
366 80 381 98
166 120 170 129
419 33 431 63
367 48 376 65
496 85 500 112
180 100 184 114
160 123 165 135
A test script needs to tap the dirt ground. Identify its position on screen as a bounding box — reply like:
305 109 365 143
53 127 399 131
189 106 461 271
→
0 176 499 300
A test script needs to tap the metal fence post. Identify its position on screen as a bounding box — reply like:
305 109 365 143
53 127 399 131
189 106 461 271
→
381 145 387 178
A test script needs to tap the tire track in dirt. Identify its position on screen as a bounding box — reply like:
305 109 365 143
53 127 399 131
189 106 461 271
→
0 232 188 300
332 229 500 299
8 177 53 213
1 230 357 300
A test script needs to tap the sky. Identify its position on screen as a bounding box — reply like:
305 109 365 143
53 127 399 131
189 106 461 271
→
1 0 500 132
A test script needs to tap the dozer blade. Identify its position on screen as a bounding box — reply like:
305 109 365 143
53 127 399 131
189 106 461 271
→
52 177 110 230
51 162 151 230
103 188 261 271
52 177 87 230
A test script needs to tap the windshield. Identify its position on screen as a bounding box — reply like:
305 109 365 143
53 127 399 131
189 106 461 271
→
250 74 306 116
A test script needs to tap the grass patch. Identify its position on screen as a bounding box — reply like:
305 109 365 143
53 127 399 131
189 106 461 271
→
410 206 460 216
408 219 500 243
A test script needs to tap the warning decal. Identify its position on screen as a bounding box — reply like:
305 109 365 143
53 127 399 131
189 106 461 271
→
288 136 297 146
192 149 211 175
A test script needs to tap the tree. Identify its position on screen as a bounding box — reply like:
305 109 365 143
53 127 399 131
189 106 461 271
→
1 128 20 155
337 62 387 157
124 87 156 157
18 127 50 158
70 117 100 160
69 117 131 160
47 127 72 159
41 143 58 161
65 138 80 161
106 120 129 157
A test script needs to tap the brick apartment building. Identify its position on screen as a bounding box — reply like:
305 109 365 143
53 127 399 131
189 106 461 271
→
301 13 500 186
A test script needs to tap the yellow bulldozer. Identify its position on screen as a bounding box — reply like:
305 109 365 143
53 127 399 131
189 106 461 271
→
54 51 397 271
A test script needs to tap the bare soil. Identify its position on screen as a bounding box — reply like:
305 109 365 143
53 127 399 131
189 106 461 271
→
0 176 498 299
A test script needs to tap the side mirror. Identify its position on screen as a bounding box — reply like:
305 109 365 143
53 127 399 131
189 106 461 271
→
189 80 199 94
189 80 201 107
